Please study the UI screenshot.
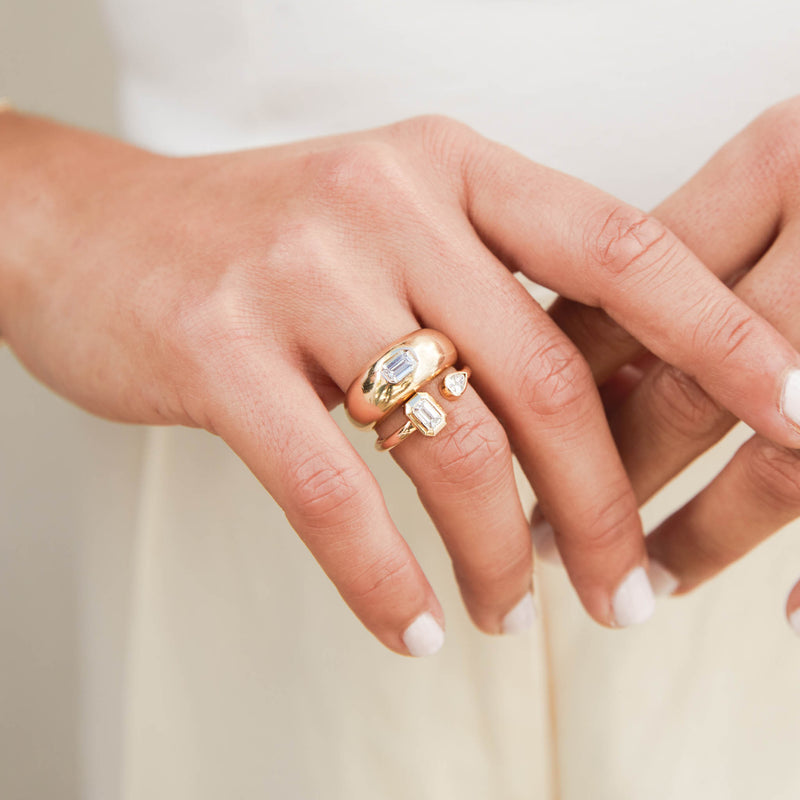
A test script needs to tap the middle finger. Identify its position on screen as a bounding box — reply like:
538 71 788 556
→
412 229 655 628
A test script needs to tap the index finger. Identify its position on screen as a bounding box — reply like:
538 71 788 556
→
462 137 800 450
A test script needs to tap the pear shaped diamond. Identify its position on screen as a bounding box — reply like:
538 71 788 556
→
442 370 469 399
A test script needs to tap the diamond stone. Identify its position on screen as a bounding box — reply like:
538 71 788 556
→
443 371 468 398
381 348 418 384
405 392 446 436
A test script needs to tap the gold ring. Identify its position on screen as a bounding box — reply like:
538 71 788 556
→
375 368 472 451
345 329 457 427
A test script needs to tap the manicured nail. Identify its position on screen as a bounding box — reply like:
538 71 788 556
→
501 591 537 634
789 608 800 636
780 368 800 430
647 559 680 597
612 566 656 627
402 612 445 657
530 519 563 566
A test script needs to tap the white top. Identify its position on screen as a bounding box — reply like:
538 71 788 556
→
5 1 800 798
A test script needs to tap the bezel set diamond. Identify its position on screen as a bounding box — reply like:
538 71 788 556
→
380 347 419 385
442 370 469 399
375 367 471 450
405 392 447 436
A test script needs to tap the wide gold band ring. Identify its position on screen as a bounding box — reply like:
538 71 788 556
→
345 329 457 427
375 367 472 452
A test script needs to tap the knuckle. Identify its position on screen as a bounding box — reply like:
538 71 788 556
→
569 305 638 354
455 545 531 603
391 114 483 201
163 273 263 386
394 113 477 161
584 205 677 281
287 451 366 529
395 113 474 142
346 550 417 605
577 482 641 554
744 438 800 512
515 334 590 419
746 97 800 179
310 141 412 208
690 295 759 366
648 363 726 440
433 415 511 486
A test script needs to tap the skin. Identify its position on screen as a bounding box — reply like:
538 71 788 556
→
2 109 800 656
548 96 800 629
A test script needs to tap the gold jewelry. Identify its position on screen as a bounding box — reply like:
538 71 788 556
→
375 367 471 451
440 368 471 399
345 329 457 427
375 420 417 452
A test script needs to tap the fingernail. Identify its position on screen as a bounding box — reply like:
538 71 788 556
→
530 519 563 566
612 566 656 627
647 559 680 597
780 368 800 430
789 608 800 636
402 612 445 657
501 591 537 634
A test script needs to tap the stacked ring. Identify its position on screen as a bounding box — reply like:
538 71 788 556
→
375 367 472 451
344 329 457 427
344 328 471 452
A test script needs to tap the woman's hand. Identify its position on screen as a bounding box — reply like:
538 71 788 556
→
548 97 800 630
3 111 800 655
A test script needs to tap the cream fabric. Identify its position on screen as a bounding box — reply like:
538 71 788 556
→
5 0 800 797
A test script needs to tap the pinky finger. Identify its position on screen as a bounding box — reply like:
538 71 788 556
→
209 359 445 657
645 434 800 597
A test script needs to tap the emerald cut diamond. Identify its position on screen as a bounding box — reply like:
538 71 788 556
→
405 392 446 436
381 348 418 384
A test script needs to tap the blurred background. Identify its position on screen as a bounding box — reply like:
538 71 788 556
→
1 3 132 799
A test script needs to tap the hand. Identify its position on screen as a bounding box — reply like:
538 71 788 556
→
548 96 800 631
3 111 800 656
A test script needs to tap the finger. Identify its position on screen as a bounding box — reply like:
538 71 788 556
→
549 296 644 385
293 215 538 637
413 238 654 628
610 222 800 504
374 367 536 635
645 433 800 596
320 296 537 637
548 101 795 384
786 580 800 637
463 130 800 449
209 355 445 657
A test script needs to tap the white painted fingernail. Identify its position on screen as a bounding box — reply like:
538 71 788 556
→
780 368 800 429
647 559 680 597
612 566 656 627
530 519 563 566
789 608 800 636
402 612 445 657
501 591 537 634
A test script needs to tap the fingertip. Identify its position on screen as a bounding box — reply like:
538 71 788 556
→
786 578 800 637
611 566 656 628
788 607 800 637
501 591 537 635
530 518 563 566
647 558 680 598
779 367 800 439
401 611 446 657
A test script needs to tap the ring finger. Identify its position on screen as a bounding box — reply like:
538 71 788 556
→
321 313 537 636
